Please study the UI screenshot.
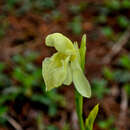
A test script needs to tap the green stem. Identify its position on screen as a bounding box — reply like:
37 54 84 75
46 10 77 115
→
75 90 85 130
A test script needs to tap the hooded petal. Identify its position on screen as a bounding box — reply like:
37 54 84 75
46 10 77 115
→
45 33 76 59
42 52 70 91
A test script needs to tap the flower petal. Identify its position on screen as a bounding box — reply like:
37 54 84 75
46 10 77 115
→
71 59 91 98
73 42 81 64
42 52 70 91
63 64 72 85
45 33 76 59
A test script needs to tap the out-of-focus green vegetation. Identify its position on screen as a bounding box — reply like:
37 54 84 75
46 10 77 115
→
92 54 130 99
91 54 130 129
92 78 109 99
4 0 55 13
68 16 82 35
0 15 9 38
101 26 115 40
68 2 88 15
1 0 130 37
98 116 116 130
0 52 66 129
0 0 130 129
118 55 130 70
117 15 129 29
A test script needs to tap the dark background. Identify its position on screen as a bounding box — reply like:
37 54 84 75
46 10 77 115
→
0 0 130 130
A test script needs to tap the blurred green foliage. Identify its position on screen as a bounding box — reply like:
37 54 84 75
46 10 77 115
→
122 0 130 9
124 84 130 97
0 16 9 38
0 28 5 38
0 0 130 129
101 26 114 39
47 125 59 130
117 15 129 29
68 16 82 35
4 0 20 10
92 79 109 99
118 55 130 70
43 10 63 22
105 0 130 10
103 67 115 81
0 51 66 128
4 0 55 14
98 116 116 130
92 53 130 100
68 2 88 15
35 0 55 11
105 0 120 10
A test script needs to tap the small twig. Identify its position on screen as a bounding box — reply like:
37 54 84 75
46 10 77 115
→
120 88 128 112
102 27 130 64
6 115 23 130
116 88 128 130
71 110 79 130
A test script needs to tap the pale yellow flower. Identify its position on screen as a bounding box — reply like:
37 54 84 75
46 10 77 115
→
42 33 91 98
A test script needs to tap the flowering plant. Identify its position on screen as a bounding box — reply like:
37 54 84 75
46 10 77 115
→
42 33 98 130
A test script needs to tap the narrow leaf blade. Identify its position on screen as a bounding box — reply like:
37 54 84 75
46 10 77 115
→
79 34 87 70
85 104 99 130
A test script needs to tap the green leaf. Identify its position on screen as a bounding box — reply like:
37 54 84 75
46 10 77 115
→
48 104 57 117
105 0 120 10
47 90 66 107
31 94 52 105
79 34 87 70
85 104 99 130
35 0 55 10
69 4 81 14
